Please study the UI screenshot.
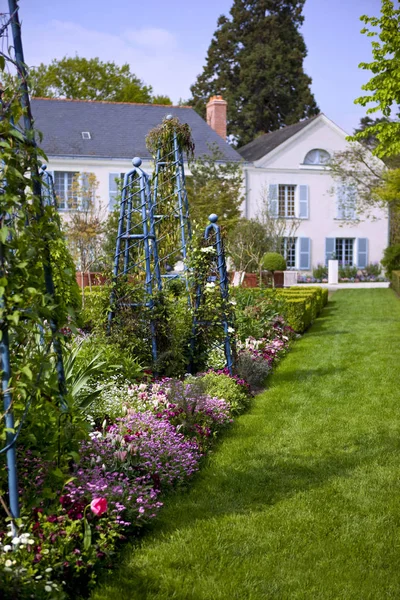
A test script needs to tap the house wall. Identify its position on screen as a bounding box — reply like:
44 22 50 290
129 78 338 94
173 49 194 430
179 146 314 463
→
244 117 389 271
45 156 154 218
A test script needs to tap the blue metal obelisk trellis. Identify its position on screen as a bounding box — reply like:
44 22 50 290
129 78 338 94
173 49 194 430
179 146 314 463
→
108 116 193 365
191 214 235 375
0 0 68 524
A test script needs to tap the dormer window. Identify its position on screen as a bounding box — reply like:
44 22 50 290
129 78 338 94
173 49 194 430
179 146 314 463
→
304 149 330 165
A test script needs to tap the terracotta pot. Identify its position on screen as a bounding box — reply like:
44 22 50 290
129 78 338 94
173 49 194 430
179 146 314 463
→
273 271 284 288
242 273 258 288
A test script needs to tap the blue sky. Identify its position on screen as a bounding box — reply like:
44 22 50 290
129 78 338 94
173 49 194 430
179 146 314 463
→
1 0 383 134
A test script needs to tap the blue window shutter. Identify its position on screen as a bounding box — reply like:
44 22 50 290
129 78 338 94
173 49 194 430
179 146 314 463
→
299 237 311 270
299 185 309 218
325 238 335 265
269 184 278 217
357 238 368 268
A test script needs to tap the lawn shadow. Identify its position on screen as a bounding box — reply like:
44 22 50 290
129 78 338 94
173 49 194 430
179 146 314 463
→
93 430 400 599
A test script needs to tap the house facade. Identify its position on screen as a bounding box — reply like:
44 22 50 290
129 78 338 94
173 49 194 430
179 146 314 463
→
33 98 388 273
239 114 388 272
31 96 241 221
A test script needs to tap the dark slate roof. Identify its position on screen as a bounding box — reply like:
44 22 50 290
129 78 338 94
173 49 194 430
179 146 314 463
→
237 115 321 161
31 98 242 162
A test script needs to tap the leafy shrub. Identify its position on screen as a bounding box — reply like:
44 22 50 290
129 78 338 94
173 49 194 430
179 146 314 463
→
381 245 400 277
392 270 400 294
192 371 251 414
236 351 272 389
262 252 287 272
365 263 382 277
72 335 144 385
312 264 328 279
339 265 358 279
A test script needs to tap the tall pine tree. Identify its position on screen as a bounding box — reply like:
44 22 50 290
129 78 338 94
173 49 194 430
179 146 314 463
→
190 0 319 146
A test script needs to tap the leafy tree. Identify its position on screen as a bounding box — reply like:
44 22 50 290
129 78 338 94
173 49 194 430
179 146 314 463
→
27 56 172 104
187 145 244 232
190 0 319 146
227 184 300 280
349 0 400 158
62 173 105 288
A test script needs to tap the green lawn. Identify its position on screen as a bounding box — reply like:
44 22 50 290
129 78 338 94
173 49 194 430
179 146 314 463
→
92 289 400 600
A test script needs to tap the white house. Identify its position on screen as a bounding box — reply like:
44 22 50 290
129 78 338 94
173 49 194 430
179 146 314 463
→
31 96 242 219
238 114 389 272
32 98 388 273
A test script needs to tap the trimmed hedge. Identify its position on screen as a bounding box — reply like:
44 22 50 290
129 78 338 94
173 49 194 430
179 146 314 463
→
232 286 328 333
392 271 400 295
281 297 313 332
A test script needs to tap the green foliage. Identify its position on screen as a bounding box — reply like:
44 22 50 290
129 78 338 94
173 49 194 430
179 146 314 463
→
146 116 195 159
186 144 244 232
349 0 400 158
73 335 144 385
25 56 172 104
231 288 284 341
313 264 328 279
339 265 358 279
227 218 271 273
189 0 319 146
279 297 312 333
81 286 111 331
195 372 251 414
187 231 235 374
392 270 400 294
381 244 400 276
262 252 287 272
0 64 82 469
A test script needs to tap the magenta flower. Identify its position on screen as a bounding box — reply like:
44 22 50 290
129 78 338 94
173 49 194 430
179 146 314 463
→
90 497 108 516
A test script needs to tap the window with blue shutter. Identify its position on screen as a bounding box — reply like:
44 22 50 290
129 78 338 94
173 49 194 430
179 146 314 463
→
357 238 368 268
269 184 278 217
299 185 309 219
299 237 311 270
325 238 335 265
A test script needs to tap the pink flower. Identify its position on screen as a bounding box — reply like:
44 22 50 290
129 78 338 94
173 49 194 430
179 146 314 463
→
90 497 108 516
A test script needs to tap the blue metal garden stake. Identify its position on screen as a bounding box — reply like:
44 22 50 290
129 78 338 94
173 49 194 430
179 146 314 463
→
8 0 67 408
204 214 235 374
0 241 19 523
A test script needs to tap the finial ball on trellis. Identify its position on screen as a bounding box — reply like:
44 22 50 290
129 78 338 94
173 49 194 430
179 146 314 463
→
208 214 218 223
41 164 47 171
166 114 174 121
132 157 142 167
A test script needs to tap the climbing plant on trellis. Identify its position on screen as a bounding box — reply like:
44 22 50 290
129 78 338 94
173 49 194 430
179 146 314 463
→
108 116 236 375
0 1 79 525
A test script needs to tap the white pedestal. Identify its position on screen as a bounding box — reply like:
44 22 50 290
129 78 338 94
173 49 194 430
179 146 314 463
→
284 271 298 287
328 260 338 285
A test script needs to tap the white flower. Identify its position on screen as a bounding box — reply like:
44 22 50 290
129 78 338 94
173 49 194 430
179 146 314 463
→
5 559 12 568
2 545 12 552
45 567 53 573
45 585 52 592
11 537 21 545
227 327 235 333
229 299 237 305
205 282 216 289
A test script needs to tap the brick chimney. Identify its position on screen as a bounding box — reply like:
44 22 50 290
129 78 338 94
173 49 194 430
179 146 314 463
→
206 95 227 140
